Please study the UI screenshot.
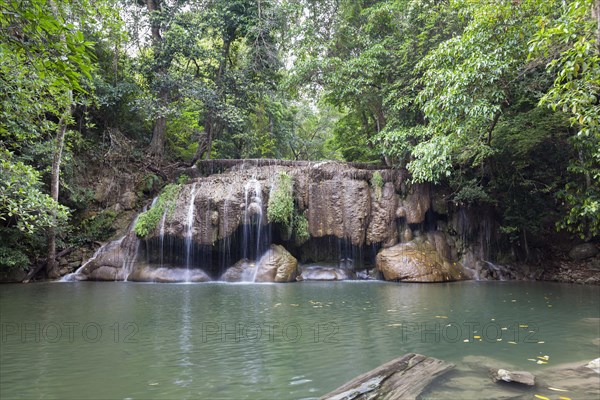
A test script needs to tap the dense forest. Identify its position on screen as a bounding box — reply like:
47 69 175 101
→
1 0 599 277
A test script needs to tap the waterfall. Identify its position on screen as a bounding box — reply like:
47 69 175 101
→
158 211 167 268
60 238 124 282
483 261 511 281
184 183 198 278
242 178 263 262
121 213 142 282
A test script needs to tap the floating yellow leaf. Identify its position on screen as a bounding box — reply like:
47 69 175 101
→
538 341 545 344
558 397 572 400
519 324 529 328
474 335 481 339
463 339 469 343
534 395 550 400
527 358 537 362
548 387 568 392
537 355 549 360
501 327 508 331
508 341 517 344
537 360 548 364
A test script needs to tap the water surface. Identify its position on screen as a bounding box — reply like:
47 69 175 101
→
1 281 598 399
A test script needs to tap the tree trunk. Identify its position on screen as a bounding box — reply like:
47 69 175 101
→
146 0 167 160
198 32 233 160
148 88 167 158
47 104 71 279
596 0 600 53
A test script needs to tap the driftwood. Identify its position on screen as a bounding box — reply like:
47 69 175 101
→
320 353 454 400
22 247 75 283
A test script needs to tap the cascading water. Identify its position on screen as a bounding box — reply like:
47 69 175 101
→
61 208 143 282
184 183 198 280
241 178 263 282
242 178 263 260
121 214 142 282
60 238 124 282
158 211 167 268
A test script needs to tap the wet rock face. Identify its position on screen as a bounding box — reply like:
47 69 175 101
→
255 244 298 282
77 231 139 276
307 179 371 246
367 183 399 247
397 183 430 224
376 237 466 282
148 163 410 249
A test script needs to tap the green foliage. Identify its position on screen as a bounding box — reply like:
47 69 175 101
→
293 212 310 245
139 173 161 195
267 171 294 229
176 174 190 185
134 183 182 238
0 245 30 271
371 171 383 200
452 179 493 205
0 150 70 235
529 0 600 239
74 209 117 245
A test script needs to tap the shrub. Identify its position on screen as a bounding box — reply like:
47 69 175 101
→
134 183 182 238
371 171 383 200
293 212 310 245
74 209 117 245
267 171 294 229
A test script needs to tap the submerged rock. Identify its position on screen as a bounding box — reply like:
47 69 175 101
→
376 238 466 282
255 244 298 282
587 358 600 374
320 353 454 400
300 265 354 281
490 369 535 386
129 267 210 283
533 359 600 399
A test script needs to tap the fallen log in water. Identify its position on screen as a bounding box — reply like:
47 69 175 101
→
320 353 454 400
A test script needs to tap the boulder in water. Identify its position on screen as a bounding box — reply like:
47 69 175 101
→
490 369 535 386
376 239 466 282
220 259 255 282
88 266 120 281
255 244 298 282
